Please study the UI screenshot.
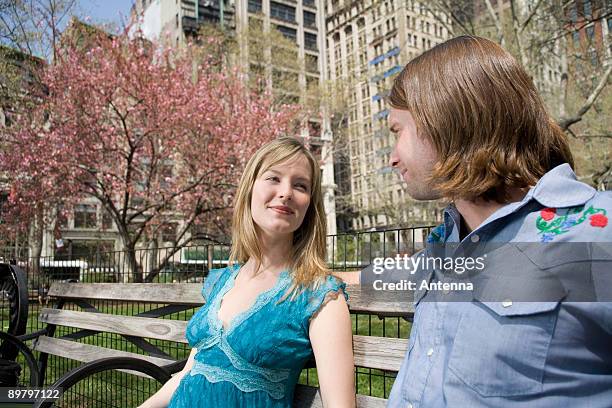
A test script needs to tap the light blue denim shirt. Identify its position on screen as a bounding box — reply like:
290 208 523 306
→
387 164 612 407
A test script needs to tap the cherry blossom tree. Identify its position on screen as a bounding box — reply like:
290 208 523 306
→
0 27 299 281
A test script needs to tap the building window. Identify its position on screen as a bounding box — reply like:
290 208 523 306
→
68 240 114 264
304 11 316 27
586 25 595 39
160 161 174 190
361 84 369 99
276 25 297 42
161 223 178 243
305 32 317 50
583 0 592 18
306 54 318 72
248 0 262 13
570 5 578 23
74 204 97 229
102 209 113 230
0 192 7 219
270 1 295 23
303 0 315 8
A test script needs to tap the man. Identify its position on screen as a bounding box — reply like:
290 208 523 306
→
380 36 612 407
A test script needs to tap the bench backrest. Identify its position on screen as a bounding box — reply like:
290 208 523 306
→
35 281 412 407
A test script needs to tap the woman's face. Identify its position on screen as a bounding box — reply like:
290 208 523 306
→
250 154 312 240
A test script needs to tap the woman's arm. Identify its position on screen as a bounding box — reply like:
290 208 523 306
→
138 347 198 408
309 290 356 408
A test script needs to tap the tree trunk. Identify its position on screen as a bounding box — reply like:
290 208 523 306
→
29 210 44 275
125 245 142 283
145 236 159 283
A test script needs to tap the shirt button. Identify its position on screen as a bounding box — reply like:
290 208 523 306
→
470 234 480 243
502 300 513 308
427 348 434 357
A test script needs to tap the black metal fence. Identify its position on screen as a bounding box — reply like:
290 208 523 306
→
0 225 432 405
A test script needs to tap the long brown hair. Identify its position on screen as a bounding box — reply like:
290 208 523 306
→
228 137 329 298
389 35 574 202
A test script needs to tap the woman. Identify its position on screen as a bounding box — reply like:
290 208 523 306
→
139 137 355 407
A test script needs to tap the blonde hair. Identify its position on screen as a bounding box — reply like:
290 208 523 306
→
389 35 574 202
228 137 329 298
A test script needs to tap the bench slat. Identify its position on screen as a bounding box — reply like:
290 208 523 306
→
294 385 387 408
48 282 414 316
48 283 203 305
353 335 408 372
38 308 407 372
32 336 176 379
39 308 188 343
33 337 389 407
346 285 414 316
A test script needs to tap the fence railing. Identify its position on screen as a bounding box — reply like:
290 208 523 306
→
0 225 433 403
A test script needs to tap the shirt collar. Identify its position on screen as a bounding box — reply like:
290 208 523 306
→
443 204 461 241
528 163 596 208
437 163 595 242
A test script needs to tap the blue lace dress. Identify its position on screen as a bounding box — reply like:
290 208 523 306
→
167 264 348 407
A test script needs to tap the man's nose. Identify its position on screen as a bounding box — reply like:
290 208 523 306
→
389 147 400 168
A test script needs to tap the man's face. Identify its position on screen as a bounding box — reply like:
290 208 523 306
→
388 108 441 200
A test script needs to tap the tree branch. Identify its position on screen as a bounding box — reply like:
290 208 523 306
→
484 0 505 46
519 0 545 33
558 65 611 130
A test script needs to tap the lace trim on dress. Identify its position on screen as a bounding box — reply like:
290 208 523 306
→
193 331 221 350
224 270 290 336
201 267 226 302
307 278 348 323
206 265 241 333
193 336 290 384
309 288 344 322
189 360 287 400
218 337 290 383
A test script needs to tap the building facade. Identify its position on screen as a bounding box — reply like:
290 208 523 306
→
325 0 450 232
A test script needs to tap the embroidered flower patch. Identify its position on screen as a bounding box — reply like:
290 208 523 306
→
590 213 608 228
536 205 608 242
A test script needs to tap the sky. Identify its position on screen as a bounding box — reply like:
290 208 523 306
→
76 0 135 32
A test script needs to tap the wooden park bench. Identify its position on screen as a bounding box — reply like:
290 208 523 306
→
27 278 413 407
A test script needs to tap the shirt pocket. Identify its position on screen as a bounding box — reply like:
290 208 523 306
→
447 299 560 397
